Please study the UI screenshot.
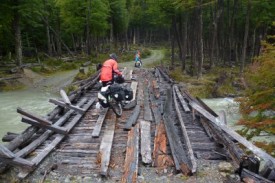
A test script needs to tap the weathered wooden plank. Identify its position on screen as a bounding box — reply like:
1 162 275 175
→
21 118 67 134
173 87 196 173
151 80 160 99
14 98 87 159
174 85 190 112
124 105 140 130
99 113 116 176
17 107 52 126
130 81 138 101
140 120 152 164
64 99 95 133
163 88 191 175
57 149 98 154
143 87 153 121
121 123 139 183
92 108 108 138
49 98 85 114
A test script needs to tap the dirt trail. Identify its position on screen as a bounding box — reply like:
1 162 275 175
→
120 50 164 69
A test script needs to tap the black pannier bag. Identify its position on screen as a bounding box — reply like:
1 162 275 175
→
124 87 133 101
109 83 125 101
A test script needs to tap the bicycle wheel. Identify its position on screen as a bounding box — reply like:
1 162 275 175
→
110 101 122 117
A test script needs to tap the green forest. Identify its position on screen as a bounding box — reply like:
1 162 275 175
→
0 0 274 153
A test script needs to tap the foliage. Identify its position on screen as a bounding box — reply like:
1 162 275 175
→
237 40 275 138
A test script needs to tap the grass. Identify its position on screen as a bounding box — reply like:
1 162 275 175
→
166 63 242 98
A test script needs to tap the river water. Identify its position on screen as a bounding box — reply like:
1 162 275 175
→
0 89 57 144
0 69 78 144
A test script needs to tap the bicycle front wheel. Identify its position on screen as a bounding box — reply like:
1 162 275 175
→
110 101 122 117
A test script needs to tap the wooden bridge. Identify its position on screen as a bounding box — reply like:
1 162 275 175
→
0 67 274 182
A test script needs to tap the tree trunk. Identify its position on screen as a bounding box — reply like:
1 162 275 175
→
86 0 91 55
171 21 175 69
229 0 238 66
13 0 22 66
240 0 251 75
197 0 204 79
182 15 187 72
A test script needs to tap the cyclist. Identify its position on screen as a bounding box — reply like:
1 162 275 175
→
134 50 142 67
100 53 123 86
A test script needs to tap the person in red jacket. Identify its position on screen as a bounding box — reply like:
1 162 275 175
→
100 53 122 86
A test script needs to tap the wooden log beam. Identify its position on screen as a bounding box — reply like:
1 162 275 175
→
92 108 108 138
99 113 116 176
121 123 139 183
0 145 15 159
21 118 67 134
0 145 34 169
2 133 18 142
140 120 152 164
15 98 87 159
173 86 196 173
49 98 85 114
192 101 275 165
163 88 191 175
174 85 190 112
124 105 140 131
0 156 34 170
17 107 52 126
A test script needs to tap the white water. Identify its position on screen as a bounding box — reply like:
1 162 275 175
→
202 98 241 128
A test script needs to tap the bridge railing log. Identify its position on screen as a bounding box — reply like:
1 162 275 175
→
0 71 100 173
185 95 275 181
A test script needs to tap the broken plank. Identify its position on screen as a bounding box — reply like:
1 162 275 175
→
121 123 139 183
92 108 108 138
124 105 140 131
21 118 67 134
17 107 52 126
99 113 116 176
140 120 152 164
49 98 85 114
174 85 190 112
60 89 71 105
